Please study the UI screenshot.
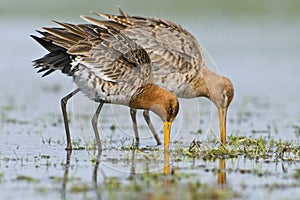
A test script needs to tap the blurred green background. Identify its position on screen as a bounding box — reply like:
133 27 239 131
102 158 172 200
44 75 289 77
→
1 0 300 22
1 0 299 110
1 0 299 99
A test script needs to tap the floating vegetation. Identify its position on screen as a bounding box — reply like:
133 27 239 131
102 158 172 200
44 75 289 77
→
184 135 300 162
71 140 85 150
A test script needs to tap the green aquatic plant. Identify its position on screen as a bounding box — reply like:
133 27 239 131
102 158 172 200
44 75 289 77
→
184 135 300 162
71 140 85 150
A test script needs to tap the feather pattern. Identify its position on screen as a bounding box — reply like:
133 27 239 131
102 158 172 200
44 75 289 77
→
31 21 153 104
83 9 206 97
85 8 234 145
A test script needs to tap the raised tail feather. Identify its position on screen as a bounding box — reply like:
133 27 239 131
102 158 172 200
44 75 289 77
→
31 35 74 77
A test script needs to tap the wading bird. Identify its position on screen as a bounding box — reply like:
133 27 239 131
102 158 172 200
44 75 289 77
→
31 18 179 151
81 8 234 145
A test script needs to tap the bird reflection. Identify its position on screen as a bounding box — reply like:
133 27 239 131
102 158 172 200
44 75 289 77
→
217 159 226 186
92 151 102 200
61 150 103 200
128 148 170 177
61 150 71 200
60 146 171 200
129 149 137 179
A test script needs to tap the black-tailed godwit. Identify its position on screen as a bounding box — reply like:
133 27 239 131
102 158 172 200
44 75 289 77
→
31 18 179 151
81 8 234 145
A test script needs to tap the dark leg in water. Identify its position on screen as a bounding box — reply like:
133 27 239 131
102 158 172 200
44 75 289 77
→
92 101 104 152
130 108 140 147
61 88 80 150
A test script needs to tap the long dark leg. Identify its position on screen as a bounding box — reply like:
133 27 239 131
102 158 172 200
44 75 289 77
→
143 110 162 145
130 108 139 147
91 101 104 152
61 88 80 150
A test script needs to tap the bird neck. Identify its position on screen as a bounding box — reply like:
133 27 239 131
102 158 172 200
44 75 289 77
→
192 67 223 99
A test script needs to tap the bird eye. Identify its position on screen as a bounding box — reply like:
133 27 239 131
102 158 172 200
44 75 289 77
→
169 107 173 114
221 91 226 100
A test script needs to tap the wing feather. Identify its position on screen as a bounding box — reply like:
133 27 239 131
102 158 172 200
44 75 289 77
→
85 9 205 74
39 21 151 82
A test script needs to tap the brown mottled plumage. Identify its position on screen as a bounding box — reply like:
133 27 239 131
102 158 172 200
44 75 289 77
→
82 8 234 145
31 18 179 151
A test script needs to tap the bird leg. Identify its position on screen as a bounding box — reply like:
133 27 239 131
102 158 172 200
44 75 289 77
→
91 102 104 152
61 88 80 151
130 108 140 147
143 110 162 145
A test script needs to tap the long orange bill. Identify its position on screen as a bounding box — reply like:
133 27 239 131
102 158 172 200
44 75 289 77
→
218 107 227 145
163 150 170 175
164 121 172 150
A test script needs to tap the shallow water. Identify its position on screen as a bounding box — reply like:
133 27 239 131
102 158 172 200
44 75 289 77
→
1 2 300 199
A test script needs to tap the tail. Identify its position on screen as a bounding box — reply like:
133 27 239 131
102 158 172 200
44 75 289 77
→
31 34 74 77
